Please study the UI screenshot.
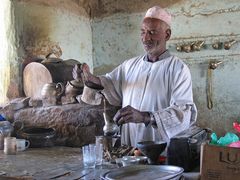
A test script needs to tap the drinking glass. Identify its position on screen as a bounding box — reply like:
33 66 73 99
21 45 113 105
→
82 144 96 168
95 143 103 166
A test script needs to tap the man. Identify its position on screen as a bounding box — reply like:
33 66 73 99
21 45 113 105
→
74 6 197 147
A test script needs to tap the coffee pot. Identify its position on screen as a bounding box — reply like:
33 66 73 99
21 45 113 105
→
41 82 64 106
102 97 119 136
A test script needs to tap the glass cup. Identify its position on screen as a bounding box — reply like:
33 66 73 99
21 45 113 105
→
95 143 103 166
82 144 96 168
4 137 17 155
95 136 105 165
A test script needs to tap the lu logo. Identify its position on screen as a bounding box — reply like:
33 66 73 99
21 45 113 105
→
219 151 240 165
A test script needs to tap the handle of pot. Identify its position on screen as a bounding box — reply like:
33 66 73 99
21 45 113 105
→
56 82 64 98
25 140 30 149
12 121 24 132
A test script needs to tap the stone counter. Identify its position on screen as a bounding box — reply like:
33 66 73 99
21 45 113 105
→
0 146 118 179
0 147 200 180
1 100 120 147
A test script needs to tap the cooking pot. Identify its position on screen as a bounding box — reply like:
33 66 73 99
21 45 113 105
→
16 127 56 148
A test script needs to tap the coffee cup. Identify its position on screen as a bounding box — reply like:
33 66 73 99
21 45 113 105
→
16 139 30 152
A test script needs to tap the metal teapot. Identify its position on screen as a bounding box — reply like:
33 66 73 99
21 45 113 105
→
102 98 119 136
103 112 120 136
41 82 64 106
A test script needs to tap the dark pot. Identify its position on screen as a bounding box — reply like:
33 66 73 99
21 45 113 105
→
16 127 56 148
137 141 167 164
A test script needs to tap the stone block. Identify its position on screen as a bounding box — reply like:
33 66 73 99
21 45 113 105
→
13 101 120 147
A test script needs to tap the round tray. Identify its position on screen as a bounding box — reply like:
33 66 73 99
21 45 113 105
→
101 165 184 180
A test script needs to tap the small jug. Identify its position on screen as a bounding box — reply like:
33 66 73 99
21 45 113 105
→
41 82 64 106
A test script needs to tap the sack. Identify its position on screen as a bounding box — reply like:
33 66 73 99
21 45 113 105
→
167 125 208 172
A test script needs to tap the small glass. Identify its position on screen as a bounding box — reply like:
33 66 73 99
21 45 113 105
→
82 144 96 168
95 143 103 166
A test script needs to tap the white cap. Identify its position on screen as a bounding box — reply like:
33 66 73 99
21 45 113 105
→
144 6 172 26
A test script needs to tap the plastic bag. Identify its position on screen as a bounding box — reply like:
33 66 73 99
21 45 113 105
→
233 122 240 133
228 141 240 148
210 132 239 146
210 133 218 145
0 114 6 121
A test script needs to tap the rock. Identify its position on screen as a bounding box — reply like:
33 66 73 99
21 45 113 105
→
0 104 15 122
29 98 43 107
61 95 77 105
10 97 30 110
13 101 120 147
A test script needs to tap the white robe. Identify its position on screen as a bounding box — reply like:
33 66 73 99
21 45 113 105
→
98 51 197 147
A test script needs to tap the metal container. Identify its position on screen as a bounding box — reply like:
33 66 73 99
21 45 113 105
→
16 127 56 148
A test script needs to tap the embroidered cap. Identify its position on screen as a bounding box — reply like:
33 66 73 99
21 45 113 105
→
144 6 172 26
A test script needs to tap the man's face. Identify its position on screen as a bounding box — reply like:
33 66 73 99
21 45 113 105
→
141 18 171 56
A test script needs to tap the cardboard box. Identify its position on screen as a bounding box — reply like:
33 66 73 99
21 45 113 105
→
200 142 240 180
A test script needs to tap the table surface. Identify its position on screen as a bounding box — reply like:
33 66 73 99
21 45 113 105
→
0 146 200 179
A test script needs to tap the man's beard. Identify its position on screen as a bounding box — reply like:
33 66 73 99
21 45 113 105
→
143 42 155 53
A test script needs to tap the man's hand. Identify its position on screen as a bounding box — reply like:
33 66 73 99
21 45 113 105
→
72 63 102 88
113 105 150 125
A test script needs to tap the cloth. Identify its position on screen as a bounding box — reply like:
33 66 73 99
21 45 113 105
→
144 6 172 26
83 50 197 147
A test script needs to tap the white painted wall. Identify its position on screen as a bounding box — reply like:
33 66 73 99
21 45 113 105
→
14 2 93 67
